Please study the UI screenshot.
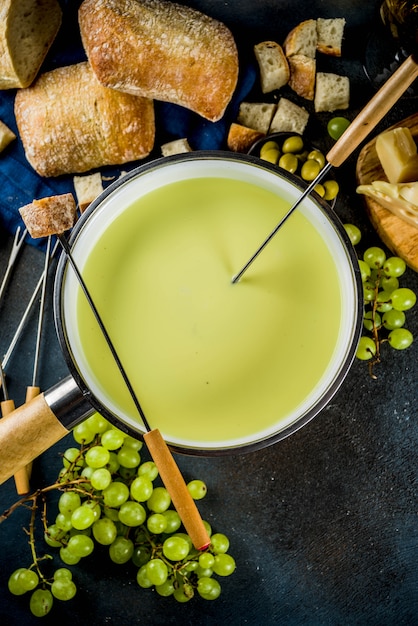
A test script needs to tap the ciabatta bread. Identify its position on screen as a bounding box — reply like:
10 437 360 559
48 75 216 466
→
14 62 155 177
287 54 316 100
19 194 77 238
269 98 309 135
316 18 346 56
283 19 317 58
78 0 239 122
227 123 265 153
0 0 62 89
314 72 350 112
253 41 290 93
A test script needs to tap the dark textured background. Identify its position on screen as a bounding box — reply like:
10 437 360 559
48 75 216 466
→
0 1 417 624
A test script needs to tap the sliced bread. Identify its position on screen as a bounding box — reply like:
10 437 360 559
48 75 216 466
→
287 54 316 100
79 0 238 122
227 123 265 153
314 72 350 112
269 97 309 135
316 18 346 56
283 19 317 58
253 41 290 93
237 102 277 134
0 0 62 89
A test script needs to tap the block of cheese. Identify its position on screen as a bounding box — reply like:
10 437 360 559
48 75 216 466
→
375 127 418 183
357 180 418 228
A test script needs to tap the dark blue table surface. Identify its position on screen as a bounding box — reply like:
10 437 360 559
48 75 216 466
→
0 1 417 625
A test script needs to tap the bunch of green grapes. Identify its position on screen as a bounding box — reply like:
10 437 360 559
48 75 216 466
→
344 224 416 376
7 413 235 616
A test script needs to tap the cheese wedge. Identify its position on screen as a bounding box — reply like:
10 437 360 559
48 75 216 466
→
375 127 418 183
357 180 418 228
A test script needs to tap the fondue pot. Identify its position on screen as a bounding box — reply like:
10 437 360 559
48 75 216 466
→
0 151 363 487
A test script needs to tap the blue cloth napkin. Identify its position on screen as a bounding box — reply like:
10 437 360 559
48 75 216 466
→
0 53 256 252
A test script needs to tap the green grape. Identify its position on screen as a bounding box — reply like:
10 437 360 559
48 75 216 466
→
132 545 151 568
376 290 393 312
59 546 81 565
210 533 230 554
54 568 72 580
106 452 120 474
122 435 143 451
85 412 110 434
71 505 95 530
92 517 118 545
101 428 126 450
118 501 147 527
161 509 182 533
327 116 350 140
187 479 207 500
363 247 386 269
91 467 112 490
163 536 190 561
343 223 361 246
383 256 406 278
363 281 376 302
29 589 53 617
58 491 81 516
72 421 96 444
380 275 399 293
147 512 168 534
198 552 215 569
67 534 95 558
44 524 67 548
391 288 417 311
197 577 221 600
8 568 28 595
55 512 73 532
196 565 213 578
62 447 84 470
363 311 381 332
103 507 120 522
85 445 110 469
155 578 175 597
173 583 193 603
51 578 77 601
358 259 371 282
213 553 236 576
136 564 153 588
147 486 171 513
146 558 168 586
130 475 154 502
356 336 377 360
388 328 413 350
382 309 406 330
137 461 159 480
109 536 134 564
203 520 212 537
117 445 141 469
103 481 130 507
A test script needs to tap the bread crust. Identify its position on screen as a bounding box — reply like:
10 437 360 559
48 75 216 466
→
227 123 265 153
78 0 238 122
14 62 155 177
19 193 77 238
287 55 316 100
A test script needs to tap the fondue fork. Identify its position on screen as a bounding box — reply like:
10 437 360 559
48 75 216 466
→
57 234 211 551
232 54 418 283
0 226 27 305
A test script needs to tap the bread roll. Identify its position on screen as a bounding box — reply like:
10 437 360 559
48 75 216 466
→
0 0 62 89
78 0 239 122
14 62 155 177
19 194 77 238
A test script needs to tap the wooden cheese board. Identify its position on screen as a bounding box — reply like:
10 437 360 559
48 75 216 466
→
356 112 418 272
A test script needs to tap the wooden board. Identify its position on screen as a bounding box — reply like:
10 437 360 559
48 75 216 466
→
356 113 418 273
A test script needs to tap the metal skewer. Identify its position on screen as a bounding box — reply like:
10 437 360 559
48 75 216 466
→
232 54 418 283
0 226 27 304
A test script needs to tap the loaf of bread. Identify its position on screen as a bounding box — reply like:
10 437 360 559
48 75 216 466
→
283 19 317 58
0 0 62 89
227 123 265 153
253 41 289 93
316 18 346 56
287 54 316 100
14 62 155 177
269 98 309 135
78 0 239 122
314 72 350 112
237 102 277 134
19 193 77 238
